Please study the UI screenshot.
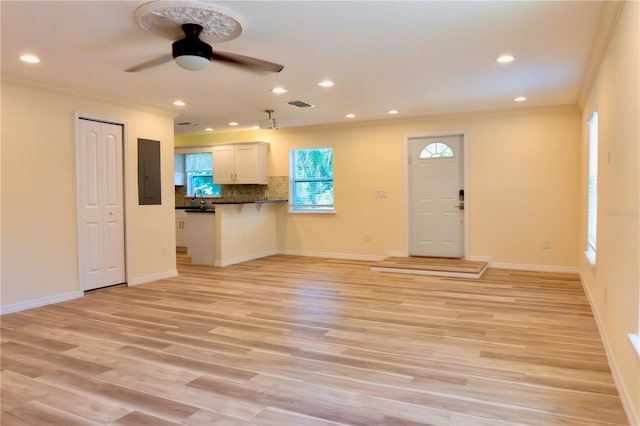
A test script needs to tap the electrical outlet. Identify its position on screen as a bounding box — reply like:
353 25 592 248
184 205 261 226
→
364 233 371 242
162 244 169 255
374 190 387 198
543 240 551 249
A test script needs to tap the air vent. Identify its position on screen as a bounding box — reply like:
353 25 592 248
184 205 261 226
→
288 100 315 108
177 121 198 126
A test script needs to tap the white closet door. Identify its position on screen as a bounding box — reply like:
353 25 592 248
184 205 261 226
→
77 119 125 290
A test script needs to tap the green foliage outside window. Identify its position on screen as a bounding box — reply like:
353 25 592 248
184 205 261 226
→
290 148 334 211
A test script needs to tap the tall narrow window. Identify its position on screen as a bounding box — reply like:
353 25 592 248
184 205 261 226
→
289 148 334 212
586 111 598 264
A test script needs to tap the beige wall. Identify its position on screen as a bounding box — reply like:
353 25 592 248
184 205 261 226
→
1 79 177 308
177 106 581 268
579 1 639 423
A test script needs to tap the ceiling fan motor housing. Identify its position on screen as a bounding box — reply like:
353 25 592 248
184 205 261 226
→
172 24 213 60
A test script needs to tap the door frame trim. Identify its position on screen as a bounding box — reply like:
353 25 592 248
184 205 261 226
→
404 130 469 259
74 112 129 291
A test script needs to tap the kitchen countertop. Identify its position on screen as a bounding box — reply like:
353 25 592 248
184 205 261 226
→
177 199 287 210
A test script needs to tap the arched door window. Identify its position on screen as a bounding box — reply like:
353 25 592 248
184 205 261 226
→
419 142 454 158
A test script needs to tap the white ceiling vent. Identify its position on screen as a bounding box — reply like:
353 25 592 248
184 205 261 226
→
288 100 315 108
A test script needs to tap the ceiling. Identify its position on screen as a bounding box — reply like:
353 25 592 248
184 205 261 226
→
1 1 603 135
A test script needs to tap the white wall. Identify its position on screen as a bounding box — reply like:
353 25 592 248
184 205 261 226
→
177 106 581 268
579 1 639 423
1 78 177 309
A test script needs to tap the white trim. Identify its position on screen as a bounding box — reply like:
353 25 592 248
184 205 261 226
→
216 250 278 267
0 291 83 315
404 130 469 259
628 334 640 359
279 250 385 262
584 247 596 267
469 255 493 264
490 262 578 274
386 250 407 258
128 270 178 286
579 272 639 426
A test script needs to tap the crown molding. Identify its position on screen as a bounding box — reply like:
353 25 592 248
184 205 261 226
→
576 1 625 108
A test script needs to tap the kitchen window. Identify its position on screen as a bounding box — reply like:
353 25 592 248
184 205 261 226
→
289 148 334 212
183 152 221 197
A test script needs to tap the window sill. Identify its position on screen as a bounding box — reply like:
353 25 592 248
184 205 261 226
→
289 210 335 215
629 334 640 359
584 248 596 267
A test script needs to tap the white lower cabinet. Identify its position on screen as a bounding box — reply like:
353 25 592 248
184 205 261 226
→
175 210 188 248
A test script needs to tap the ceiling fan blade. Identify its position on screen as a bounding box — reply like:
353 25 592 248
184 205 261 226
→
211 51 284 73
125 54 173 72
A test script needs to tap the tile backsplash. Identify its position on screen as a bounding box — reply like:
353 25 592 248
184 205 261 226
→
175 176 289 207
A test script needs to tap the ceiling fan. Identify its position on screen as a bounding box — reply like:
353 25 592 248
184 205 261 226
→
125 23 284 73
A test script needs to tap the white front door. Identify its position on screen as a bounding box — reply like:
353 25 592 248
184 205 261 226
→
409 135 464 258
77 119 125 290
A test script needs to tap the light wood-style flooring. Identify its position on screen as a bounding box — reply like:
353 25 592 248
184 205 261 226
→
1 255 628 425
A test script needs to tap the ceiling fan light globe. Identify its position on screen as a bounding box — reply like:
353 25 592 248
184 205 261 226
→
175 55 210 71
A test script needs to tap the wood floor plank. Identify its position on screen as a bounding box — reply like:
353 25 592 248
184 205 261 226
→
0 254 629 425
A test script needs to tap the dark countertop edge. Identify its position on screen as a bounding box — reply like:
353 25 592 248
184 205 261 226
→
214 199 288 205
185 209 215 213
177 200 288 209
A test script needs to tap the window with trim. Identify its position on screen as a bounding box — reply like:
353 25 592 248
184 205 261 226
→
289 148 334 212
185 152 221 197
420 142 454 158
585 111 598 264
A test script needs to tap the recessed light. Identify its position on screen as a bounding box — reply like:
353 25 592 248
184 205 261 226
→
346 113 356 118
318 80 334 88
19 54 40 64
173 100 186 106
497 54 515 64
272 87 288 94
252 126 260 130
205 127 214 132
388 109 399 115
228 121 239 126
514 96 527 102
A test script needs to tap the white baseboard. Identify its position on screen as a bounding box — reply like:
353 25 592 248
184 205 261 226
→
1 290 83 315
489 262 578 274
279 250 385 262
579 272 639 426
468 255 492 263
216 250 278 267
128 269 178 286
385 251 407 258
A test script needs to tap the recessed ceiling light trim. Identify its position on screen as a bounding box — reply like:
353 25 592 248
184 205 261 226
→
19 54 40 64
173 100 186 106
497 54 515 64
318 80 334 87
388 109 399 115
346 113 355 118
228 121 239 126
272 87 288 94
514 96 527 102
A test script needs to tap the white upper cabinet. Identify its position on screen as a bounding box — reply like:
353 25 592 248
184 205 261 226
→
213 142 268 184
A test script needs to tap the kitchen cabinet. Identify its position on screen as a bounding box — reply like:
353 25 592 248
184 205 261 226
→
175 210 188 248
174 153 185 186
213 142 268 184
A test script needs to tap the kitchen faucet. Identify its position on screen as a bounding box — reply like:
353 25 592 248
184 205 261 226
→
194 188 206 209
